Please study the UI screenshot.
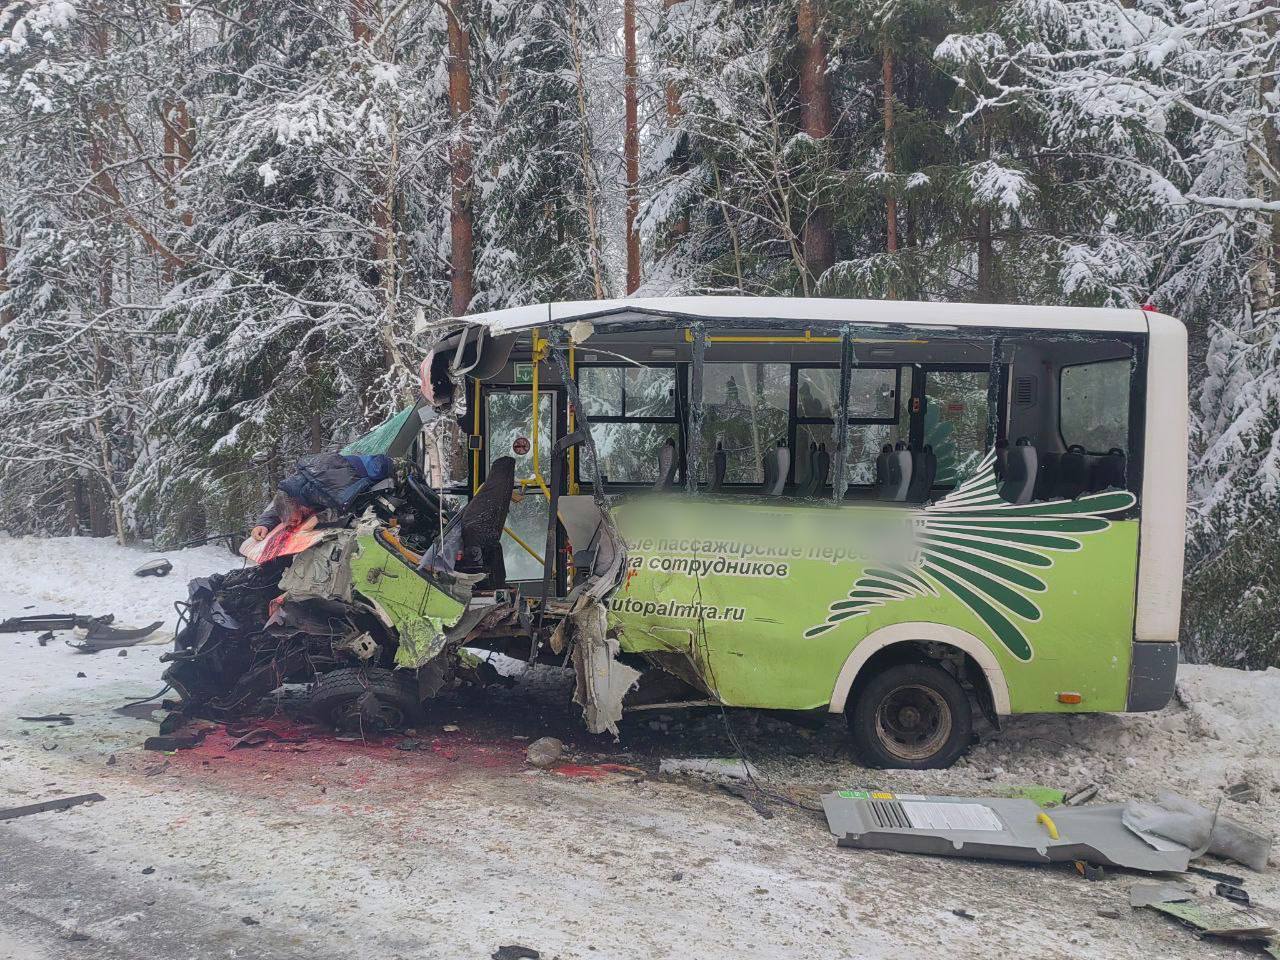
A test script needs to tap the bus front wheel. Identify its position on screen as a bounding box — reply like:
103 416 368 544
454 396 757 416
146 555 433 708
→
847 661 973 769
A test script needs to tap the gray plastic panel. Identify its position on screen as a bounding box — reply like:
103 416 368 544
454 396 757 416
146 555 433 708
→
822 792 1189 873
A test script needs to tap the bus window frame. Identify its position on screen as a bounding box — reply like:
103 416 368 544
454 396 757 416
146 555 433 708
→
573 362 685 488
792 363 902 491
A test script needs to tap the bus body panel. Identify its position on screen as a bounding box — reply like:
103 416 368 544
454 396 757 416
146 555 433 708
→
1135 312 1187 643
611 488 1139 715
433 298 1188 723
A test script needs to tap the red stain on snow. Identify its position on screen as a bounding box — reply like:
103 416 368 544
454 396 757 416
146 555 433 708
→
166 717 525 801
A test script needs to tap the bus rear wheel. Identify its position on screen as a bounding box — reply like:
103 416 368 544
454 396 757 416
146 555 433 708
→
847 661 973 769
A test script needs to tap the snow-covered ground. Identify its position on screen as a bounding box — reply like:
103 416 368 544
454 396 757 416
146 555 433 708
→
1 534 1278 960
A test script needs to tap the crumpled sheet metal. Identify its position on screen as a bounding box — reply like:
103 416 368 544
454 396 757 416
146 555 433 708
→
570 599 640 737
822 791 1192 872
1124 791 1273 873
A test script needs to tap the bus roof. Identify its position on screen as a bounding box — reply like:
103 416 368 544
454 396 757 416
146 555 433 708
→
441 296 1157 336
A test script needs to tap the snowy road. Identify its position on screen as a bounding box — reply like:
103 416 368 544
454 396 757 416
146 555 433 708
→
1 535 1278 960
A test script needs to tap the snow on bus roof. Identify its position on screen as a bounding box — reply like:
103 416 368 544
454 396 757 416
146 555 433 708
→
445 296 1153 336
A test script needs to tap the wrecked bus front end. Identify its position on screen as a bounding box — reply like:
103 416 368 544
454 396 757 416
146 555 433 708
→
160 523 497 733
160 387 630 736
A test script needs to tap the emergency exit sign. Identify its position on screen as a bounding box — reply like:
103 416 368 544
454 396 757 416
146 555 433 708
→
514 363 533 384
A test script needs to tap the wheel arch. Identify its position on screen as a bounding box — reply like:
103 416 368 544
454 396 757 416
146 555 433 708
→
826 622 1011 716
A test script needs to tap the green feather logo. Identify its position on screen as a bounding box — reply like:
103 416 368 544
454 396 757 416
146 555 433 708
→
803 451 1136 661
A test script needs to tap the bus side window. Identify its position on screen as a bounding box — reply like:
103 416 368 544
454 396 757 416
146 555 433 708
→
796 366 909 494
699 363 789 485
1059 357 1132 495
1060 359 1130 454
576 365 681 485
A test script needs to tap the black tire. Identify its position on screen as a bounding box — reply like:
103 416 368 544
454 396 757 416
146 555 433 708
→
310 667 424 734
846 661 973 769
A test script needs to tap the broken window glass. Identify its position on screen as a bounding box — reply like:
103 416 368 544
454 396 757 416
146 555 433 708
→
924 370 990 487
1061 359 1130 453
699 362 789 484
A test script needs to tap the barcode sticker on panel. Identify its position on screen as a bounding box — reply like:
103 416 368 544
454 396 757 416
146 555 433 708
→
900 801 1004 832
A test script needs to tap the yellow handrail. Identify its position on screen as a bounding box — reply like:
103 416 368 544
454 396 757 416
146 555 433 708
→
568 343 579 495
471 376 482 495
681 328 926 345
523 327 552 499
502 525 544 564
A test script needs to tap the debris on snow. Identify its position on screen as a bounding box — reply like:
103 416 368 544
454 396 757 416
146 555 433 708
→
525 736 564 768
0 792 105 822
659 758 760 782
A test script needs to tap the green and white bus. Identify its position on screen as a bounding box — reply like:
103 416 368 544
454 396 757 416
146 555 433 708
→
411 296 1187 768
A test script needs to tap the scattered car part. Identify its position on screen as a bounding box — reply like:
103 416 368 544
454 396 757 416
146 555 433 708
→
492 947 540 960
69 620 165 653
822 791 1193 872
143 730 209 751
0 613 112 634
1189 865 1247 885
37 631 53 646
1000 785 1067 808
1133 883 1277 942
659 758 760 782
568 600 640 737
1217 882 1251 906
1065 783 1100 806
1130 881 1195 908
0 793 105 821
1225 780 1261 804
1124 791 1273 872
1073 860 1105 881
18 714 73 725
229 728 307 750
134 558 173 578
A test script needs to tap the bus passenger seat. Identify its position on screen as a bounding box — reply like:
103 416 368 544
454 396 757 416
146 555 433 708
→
1056 444 1090 499
999 437 1037 505
799 442 830 497
994 437 1009 481
875 444 892 489
796 442 817 493
762 441 789 496
709 441 727 492
811 442 831 496
1033 449 1060 501
906 445 937 503
1093 447 1126 491
654 438 678 490
879 441 914 502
